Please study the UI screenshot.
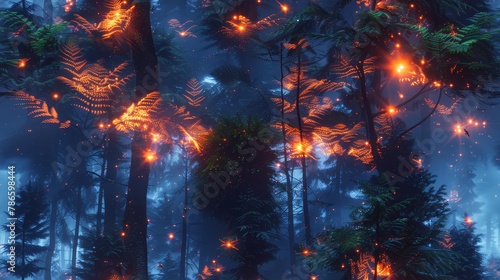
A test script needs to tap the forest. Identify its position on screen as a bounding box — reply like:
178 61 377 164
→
0 0 500 279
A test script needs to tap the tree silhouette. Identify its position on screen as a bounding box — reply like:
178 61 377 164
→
3 182 49 280
193 117 280 279
443 214 484 279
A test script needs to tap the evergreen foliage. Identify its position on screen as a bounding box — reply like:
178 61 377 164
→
2 182 49 279
444 214 484 279
193 116 280 279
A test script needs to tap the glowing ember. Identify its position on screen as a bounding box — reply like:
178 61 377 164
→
53 93 59 99
388 107 396 114
18 60 26 68
168 233 174 239
120 232 126 237
220 239 238 250
145 151 156 162
465 216 473 225
99 123 105 129
281 5 289 13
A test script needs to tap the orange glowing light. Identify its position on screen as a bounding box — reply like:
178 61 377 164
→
376 263 391 276
302 249 310 256
212 260 216 264
468 119 473 124
18 60 26 68
396 64 405 73
99 123 104 129
465 216 473 225
281 5 289 13
168 233 174 240
180 31 186 37
420 59 425 65
395 43 400 48
233 15 238 20
482 121 486 126
145 151 156 162
238 25 245 31
388 107 396 114
410 3 414 8
53 93 59 99
310 276 318 280
216 267 221 272
121 232 126 237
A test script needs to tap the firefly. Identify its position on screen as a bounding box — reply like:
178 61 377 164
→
18 60 26 68
281 5 289 13
120 232 126 237
388 107 396 114
168 233 174 240
99 123 105 129
465 216 473 225
53 93 59 99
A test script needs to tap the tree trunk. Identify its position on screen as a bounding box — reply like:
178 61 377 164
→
123 132 151 279
280 44 295 266
103 131 120 238
44 197 58 280
122 0 158 278
43 0 53 24
357 58 382 170
180 145 189 280
71 184 82 278
295 48 312 245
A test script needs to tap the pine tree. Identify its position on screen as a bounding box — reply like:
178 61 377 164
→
303 136 460 279
3 182 49 279
193 117 281 279
444 214 484 280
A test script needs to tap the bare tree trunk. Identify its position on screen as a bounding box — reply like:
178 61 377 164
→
103 131 120 238
180 144 189 280
280 44 295 266
44 196 58 280
71 184 82 278
43 0 53 24
122 0 158 278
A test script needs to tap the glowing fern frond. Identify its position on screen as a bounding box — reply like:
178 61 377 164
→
112 92 162 133
184 78 205 107
424 98 462 115
72 1 134 47
11 92 70 128
58 43 132 115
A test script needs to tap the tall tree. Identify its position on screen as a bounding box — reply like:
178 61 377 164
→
3 182 50 280
444 214 484 280
121 0 158 278
193 117 281 279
